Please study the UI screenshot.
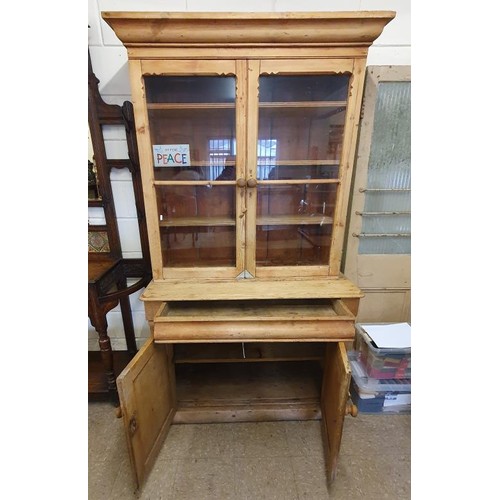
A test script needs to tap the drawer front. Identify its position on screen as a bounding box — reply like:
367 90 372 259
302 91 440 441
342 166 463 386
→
153 299 356 342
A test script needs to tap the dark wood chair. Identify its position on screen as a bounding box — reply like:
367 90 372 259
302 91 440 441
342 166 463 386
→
88 51 151 409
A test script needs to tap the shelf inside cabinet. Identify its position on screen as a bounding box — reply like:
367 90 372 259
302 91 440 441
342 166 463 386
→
159 216 235 227
147 102 235 110
257 215 333 226
174 342 325 363
259 100 347 108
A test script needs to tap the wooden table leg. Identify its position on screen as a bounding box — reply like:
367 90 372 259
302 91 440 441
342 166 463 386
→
88 287 120 407
118 275 137 356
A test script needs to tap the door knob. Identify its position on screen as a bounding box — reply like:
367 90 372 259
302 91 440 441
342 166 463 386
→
345 402 358 417
247 178 257 188
236 178 246 188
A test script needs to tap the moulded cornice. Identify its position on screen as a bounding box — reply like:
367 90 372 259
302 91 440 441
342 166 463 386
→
102 11 396 48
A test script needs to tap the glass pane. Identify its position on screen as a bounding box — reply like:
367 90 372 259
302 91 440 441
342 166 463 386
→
257 184 337 219
359 82 411 255
256 183 337 267
256 225 331 266
160 226 236 267
258 75 349 177
156 185 235 222
259 75 349 102
144 76 236 181
145 76 235 103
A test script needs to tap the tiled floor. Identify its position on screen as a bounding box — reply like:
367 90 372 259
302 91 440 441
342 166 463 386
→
89 402 410 499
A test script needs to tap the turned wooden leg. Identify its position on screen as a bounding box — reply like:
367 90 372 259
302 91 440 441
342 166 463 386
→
89 288 120 407
96 319 119 404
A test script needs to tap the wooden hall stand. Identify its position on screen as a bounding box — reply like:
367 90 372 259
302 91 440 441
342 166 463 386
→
88 53 152 407
102 10 394 489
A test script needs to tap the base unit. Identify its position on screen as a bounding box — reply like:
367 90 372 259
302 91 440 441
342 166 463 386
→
117 338 353 488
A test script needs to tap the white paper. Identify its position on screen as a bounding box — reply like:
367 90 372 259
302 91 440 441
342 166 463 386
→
153 144 191 167
384 393 411 407
360 323 411 349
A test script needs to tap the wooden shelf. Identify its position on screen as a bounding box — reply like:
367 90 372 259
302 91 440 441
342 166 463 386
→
174 342 325 364
269 160 340 166
153 160 338 167
148 102 235 110
147 101 346 111
259 100 346 108
159 216 235 227
257 215 333 225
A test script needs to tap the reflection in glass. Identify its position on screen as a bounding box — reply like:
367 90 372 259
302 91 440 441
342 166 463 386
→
144 76 237 182
258 74 349 173
160 226 236 267
257 184 337 219
256 225 331 266
156 185 235 222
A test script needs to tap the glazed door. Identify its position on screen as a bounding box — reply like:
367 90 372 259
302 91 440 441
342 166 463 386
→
244 59 366 278
321 342 351 482
130 60 248 280
117 337 176 489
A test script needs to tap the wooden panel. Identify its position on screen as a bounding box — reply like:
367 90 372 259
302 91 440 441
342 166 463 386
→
260 59 353 75
128 60 163 281
356 289 410 323
235 59 248 277
126 46 369 61
141 277 363 301
356 255 411 288
329 58 367 276
142 59 236 75
245 59 260 276
321 342 351 482
174 361 322 423
143 300 162 322
154 320 354 343
116 338 176 489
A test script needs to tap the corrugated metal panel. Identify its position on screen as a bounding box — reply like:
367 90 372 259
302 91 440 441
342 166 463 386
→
359 82 411 254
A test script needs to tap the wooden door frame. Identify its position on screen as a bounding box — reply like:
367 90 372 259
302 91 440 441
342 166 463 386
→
128 59 247 281
342 66 411 321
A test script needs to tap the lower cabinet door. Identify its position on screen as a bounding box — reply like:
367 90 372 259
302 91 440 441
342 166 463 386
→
321 342 351 482
117 336 176 489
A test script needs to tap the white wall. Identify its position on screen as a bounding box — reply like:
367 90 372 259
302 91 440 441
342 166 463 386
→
87 0 411 351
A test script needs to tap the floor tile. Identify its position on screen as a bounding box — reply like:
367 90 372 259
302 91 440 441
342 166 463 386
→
283 420 324 458
328 452 410 500
231 421 290 458
291 455 330 500
171 458 235 500
137 456 178 500
341 414 411 456
234 456 299 500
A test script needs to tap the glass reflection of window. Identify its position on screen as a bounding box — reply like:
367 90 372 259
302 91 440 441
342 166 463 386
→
208 138 236 180
257 139 277 180
208 138 278 180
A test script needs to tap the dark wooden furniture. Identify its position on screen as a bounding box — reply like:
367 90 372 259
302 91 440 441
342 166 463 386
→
88 52 151 405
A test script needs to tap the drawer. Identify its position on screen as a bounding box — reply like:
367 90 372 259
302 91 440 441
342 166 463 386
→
153 299 355 342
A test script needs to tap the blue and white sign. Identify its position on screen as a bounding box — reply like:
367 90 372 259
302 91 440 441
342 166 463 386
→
153 144 191 167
